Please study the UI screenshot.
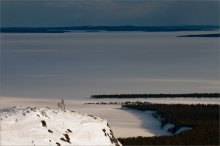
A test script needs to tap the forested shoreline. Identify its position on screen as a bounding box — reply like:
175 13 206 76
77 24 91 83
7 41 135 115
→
91 93 220 99
1 25 219 33
118 103 219 145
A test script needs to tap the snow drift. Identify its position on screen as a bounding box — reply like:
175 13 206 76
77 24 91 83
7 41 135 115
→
0 106 121 146
152 111 192 135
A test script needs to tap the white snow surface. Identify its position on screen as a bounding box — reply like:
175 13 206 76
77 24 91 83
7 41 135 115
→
0 106 121 146
161 123 192 135
162 123 175 132
175 127 192 134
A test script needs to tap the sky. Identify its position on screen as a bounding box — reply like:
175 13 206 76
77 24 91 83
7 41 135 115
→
1 0 220 27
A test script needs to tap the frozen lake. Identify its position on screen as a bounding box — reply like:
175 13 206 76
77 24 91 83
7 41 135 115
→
1 31 220 98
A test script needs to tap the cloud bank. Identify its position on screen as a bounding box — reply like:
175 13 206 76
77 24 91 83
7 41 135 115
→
1 0 219 27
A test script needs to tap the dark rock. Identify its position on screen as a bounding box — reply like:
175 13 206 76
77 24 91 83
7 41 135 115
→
41 120 47 127
48 129 53 133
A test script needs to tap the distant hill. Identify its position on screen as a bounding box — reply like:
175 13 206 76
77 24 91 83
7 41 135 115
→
1 25 219 33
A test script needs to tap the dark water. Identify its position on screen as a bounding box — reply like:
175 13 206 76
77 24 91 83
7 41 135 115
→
1 31 219 99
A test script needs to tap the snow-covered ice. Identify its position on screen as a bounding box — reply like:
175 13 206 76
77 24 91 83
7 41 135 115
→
0 106 121 146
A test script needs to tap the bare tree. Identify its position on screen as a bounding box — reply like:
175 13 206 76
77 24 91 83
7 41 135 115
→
58 98 66 111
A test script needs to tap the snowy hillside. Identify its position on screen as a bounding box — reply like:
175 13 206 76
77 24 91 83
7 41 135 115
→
0 106 121 146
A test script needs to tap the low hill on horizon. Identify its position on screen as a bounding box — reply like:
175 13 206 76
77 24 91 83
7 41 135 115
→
1 25 219 33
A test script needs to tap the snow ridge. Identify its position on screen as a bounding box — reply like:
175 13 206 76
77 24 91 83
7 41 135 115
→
0 106 121 146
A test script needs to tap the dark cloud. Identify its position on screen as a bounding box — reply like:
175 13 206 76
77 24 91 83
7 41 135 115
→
1 0 219 27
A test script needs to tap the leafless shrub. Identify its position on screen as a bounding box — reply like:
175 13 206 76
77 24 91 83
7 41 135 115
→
58 98 66 111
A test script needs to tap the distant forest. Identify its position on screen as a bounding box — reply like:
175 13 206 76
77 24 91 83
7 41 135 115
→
91 93 220 98
118 103 219 145
1 25 219 33
178 33 220 37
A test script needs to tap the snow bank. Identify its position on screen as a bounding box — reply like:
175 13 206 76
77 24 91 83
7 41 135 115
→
0 106 121 146
162 123 191 134
152 111 192 135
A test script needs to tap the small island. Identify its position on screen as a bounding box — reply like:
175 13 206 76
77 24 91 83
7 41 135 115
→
178 33 220 37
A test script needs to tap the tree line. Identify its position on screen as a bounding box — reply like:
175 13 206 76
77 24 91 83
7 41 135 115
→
1 25 219 33
91 93 220 98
